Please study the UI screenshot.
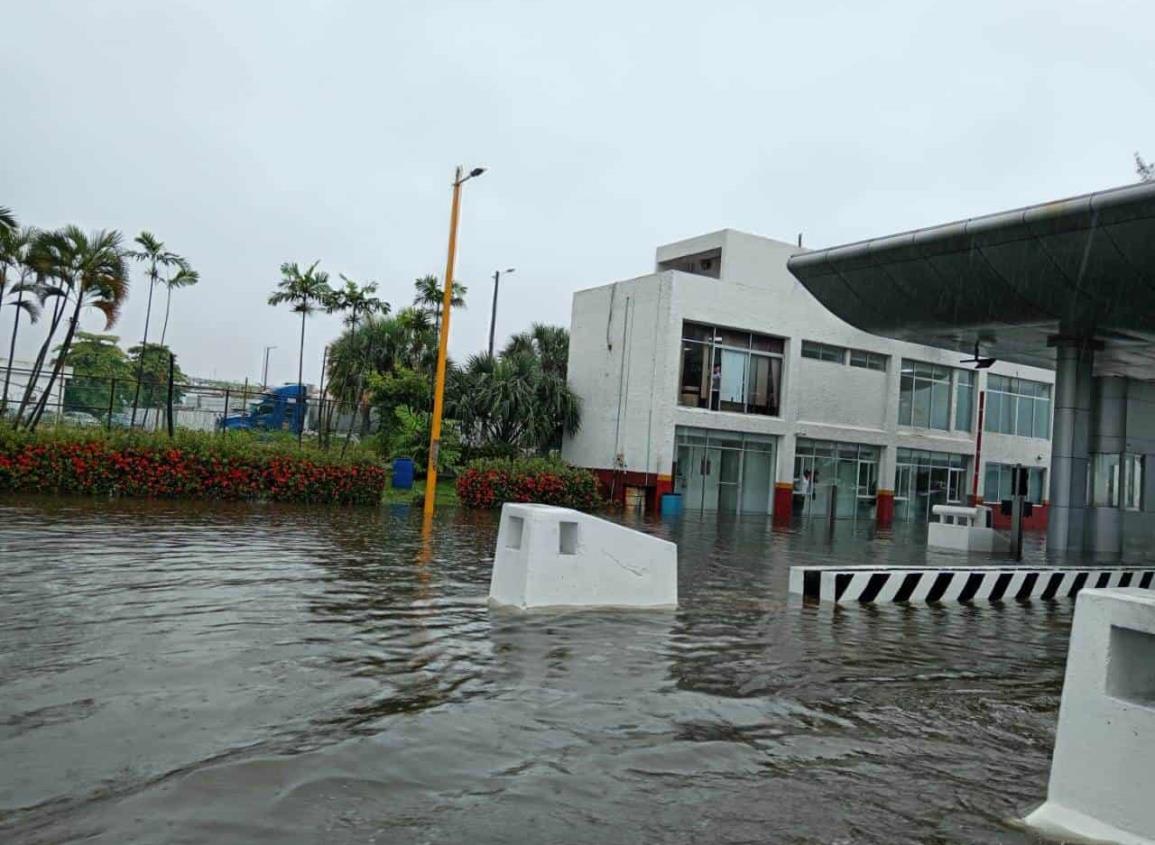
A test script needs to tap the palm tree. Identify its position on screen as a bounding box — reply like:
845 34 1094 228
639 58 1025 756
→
158 262 199 347
413 274 466 409
503 323 571 377
25 227 129 431
449 326 581 455
268 260 333 442
126 232 180 425
0 206 15 235
325 275 389 450
11 231 71 426
412 274 466 337
0 226 43 417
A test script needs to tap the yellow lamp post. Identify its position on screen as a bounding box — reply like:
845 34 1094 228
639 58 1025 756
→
424 164 485 518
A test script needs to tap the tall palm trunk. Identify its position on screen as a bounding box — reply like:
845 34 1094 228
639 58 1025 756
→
1 283 28 416
297 306 306 445
28 295 83 431
130 275 156 426
14 294 66 427
159 284 173 347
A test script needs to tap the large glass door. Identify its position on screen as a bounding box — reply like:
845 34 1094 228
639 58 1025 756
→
947 467 966 504
740 447 773 514
675 443 708 510
715 447 738 512
674 427 777 516
894 464 913 521
793 439 879 521
857 459 878 520
835 458 858 517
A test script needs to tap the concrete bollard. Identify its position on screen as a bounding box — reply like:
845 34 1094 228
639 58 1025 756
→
1024 588 1155 845
488 502 678 610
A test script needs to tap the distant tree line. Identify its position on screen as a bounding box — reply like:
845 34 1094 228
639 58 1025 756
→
269 262 580 467
0 207 198 430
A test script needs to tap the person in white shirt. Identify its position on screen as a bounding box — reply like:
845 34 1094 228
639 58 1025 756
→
793 469 812 514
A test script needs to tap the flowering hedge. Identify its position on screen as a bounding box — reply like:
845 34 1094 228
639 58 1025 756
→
0 428 387 505
456 457 601 510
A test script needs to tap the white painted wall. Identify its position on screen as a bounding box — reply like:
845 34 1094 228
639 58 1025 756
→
563 229 1055 505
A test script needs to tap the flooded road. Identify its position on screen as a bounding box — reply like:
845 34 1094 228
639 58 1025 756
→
0 497 1066 843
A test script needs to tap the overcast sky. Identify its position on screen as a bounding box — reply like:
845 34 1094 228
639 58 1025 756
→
2 0 1152 385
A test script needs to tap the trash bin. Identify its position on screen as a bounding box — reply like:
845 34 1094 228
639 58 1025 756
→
660 493 683 518
392 457 415 490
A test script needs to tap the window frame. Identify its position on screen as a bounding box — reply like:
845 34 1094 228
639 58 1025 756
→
848 349 887 371
898 360 954 431
984 375 1052 439
801 340 847 364
677 321 785 417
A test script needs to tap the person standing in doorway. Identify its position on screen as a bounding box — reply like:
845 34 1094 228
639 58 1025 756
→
794 469 812 514
710 363 721 411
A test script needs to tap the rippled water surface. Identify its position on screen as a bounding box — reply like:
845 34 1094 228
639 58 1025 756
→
0 496 1068 843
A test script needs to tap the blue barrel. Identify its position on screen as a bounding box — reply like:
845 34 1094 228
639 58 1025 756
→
660 492 683 518
392 457 415 490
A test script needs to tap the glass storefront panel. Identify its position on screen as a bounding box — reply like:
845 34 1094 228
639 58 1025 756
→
895 448 969 521
674 427 777 516
794 438 879 521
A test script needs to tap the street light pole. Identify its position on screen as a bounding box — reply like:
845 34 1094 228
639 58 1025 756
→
487 267 515 358
262 345 277 387
425 164 485 519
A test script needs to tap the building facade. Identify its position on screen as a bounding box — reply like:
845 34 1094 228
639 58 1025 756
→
561 229 1055 528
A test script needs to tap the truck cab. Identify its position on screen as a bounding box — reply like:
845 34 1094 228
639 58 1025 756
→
218 384 308 434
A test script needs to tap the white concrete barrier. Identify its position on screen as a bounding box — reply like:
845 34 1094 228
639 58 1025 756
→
927 504 1009 553
488 503 678 610
1024 588 1155 845
789 564 1154 604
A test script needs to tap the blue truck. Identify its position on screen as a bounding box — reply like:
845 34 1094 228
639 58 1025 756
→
218 384 308 434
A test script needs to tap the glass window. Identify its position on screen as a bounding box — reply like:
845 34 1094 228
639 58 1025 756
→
984 375 1052 439
895 448 970 520
745 354 780 416
801 340 846 363
984 464 999 502
982 463 1046 505
1033 397 1050 439
1091 453 1121 508
898 359 954 431
678 321 783 416
955 370 974 432
716 327 751 349
682 322 714 343
679 341 709 408
1124 454 1144 511
750 334 785 354
849 349 887 371
1028 467 1046 504
930 381 950 430
912 378 932 427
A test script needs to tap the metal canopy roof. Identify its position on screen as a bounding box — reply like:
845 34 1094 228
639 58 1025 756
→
787 181 1155 378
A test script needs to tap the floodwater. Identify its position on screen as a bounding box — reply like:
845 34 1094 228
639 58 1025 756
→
0 497 1068 844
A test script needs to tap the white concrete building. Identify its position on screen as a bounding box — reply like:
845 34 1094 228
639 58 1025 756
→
562 229 1055 528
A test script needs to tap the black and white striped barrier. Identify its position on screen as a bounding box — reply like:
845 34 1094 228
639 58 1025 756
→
789 565 1155 605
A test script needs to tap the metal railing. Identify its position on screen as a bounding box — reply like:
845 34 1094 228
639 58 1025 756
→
0 363 371 447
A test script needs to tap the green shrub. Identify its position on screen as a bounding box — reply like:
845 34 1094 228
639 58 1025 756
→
455 457 600 510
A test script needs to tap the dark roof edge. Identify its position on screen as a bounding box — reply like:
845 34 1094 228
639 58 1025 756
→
788 181 1155 274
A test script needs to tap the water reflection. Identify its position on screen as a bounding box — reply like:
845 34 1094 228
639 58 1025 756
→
0 497 1061 843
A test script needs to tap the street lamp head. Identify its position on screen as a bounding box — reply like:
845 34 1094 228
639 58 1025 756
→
505 267 516 274
469 167 486 178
